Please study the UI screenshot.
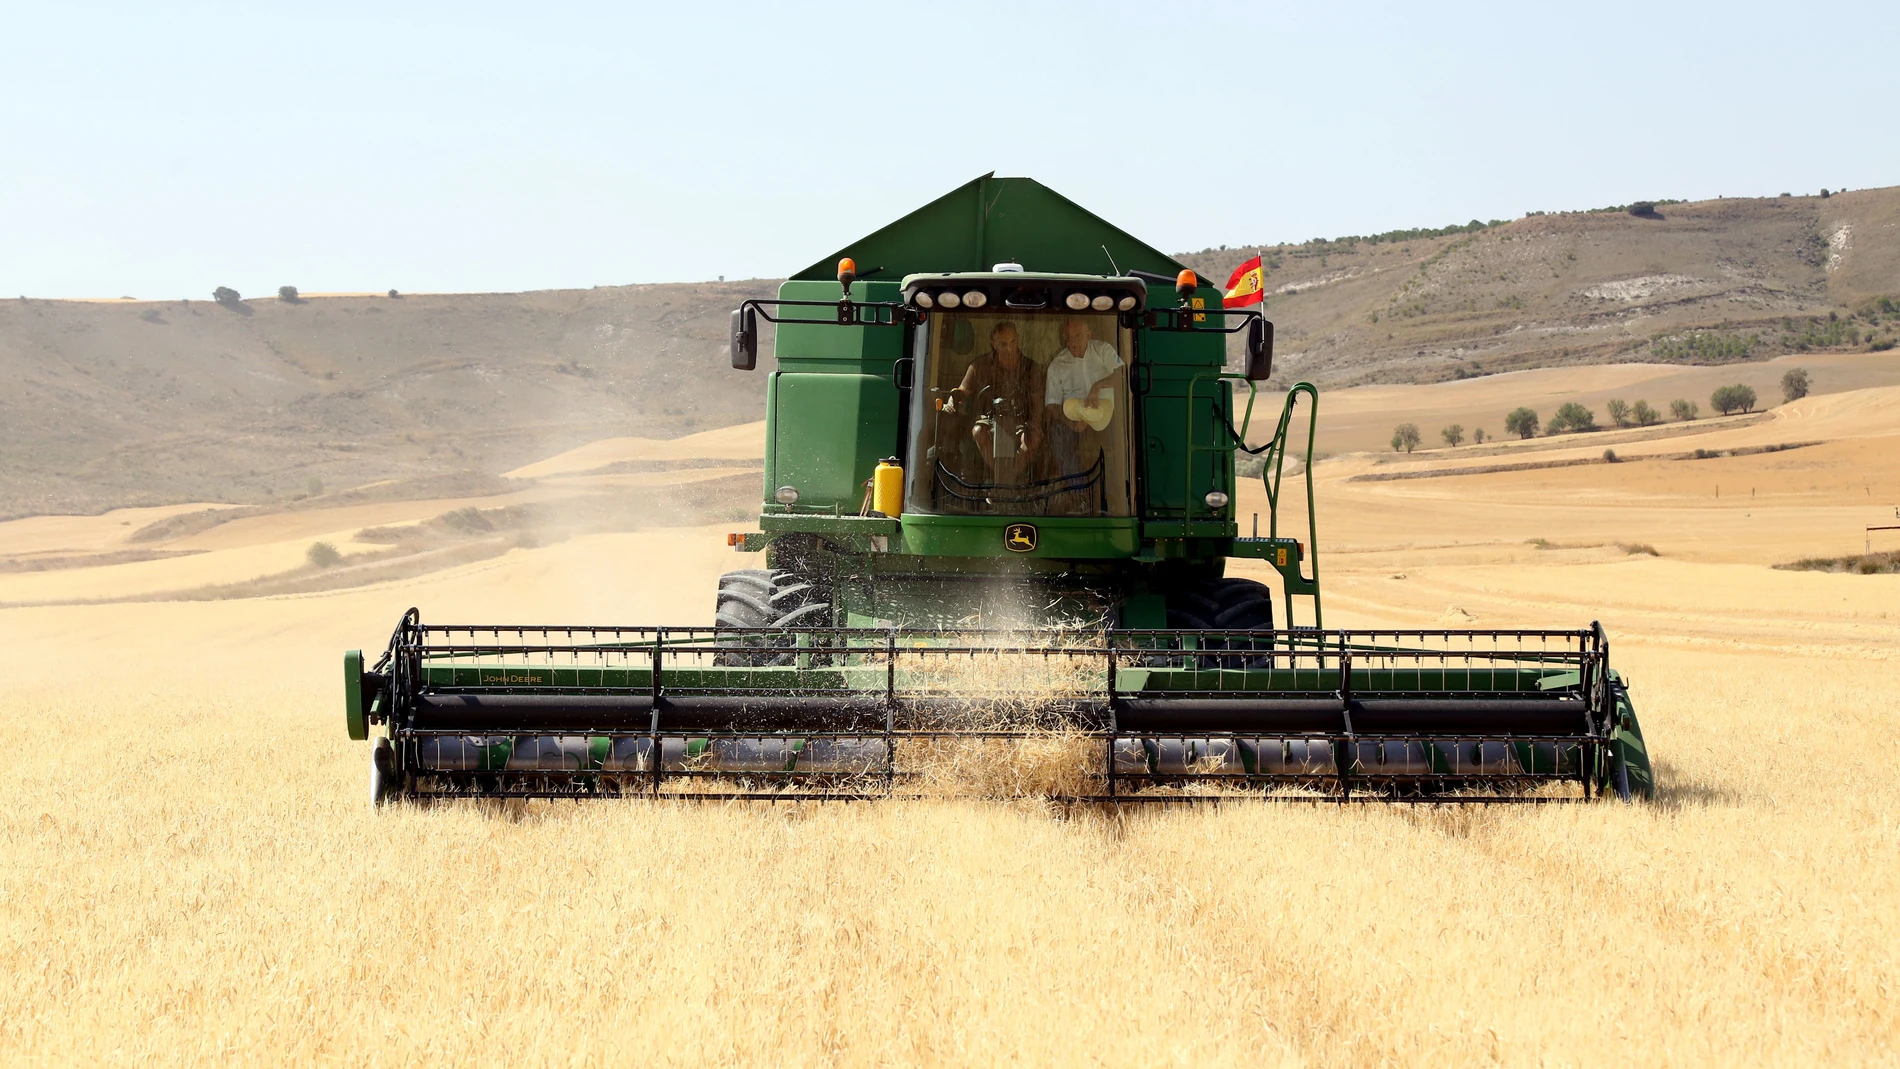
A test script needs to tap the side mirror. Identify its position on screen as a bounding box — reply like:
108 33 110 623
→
730 306 758 371
1245 318 1274 381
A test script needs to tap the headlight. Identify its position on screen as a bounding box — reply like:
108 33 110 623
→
1091 294 1113 311
962 290 988 309
1117 295 1138 311
1204 491 1230 509
937 291 961 309
1064 292 1090 311
914 291 934 309
774 486 800 505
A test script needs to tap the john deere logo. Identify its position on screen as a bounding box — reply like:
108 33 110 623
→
1004 523 1038 553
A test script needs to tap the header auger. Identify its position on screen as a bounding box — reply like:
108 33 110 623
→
343 174 1653 805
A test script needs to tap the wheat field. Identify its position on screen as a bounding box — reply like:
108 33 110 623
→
3 598 1894 1067
4 374 1899 1067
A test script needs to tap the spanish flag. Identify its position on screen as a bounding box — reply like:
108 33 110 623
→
1222 255 1265 308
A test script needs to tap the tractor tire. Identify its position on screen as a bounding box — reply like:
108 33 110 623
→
1159 577 1275 667
713 569 831 666
370 737 398 808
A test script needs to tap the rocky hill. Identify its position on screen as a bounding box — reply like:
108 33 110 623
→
1179 186 1899 388
4 187 1894 518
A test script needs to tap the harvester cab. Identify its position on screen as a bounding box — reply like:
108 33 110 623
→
344 173 1653 806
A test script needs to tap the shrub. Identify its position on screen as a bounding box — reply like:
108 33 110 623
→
1605 398 1632 427
1632 400 1661 426
278 285 301 303
387 288 401 298
1549 402 1597 433
1711 384 1758 415
1652 330 1757 361
437 507 496 533
306 541 342 568
1603 449 1619 463
1628 202 1661 219
1781 368 1811 402
1391 423 1422 453
1473 428 1487 444
1441 424 1465 448
212 286 241 306
1874 339 1897 352
1670 398 1698 421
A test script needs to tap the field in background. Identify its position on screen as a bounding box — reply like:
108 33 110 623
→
2 366 1898 1065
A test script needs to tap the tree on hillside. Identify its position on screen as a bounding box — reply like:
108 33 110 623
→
1632 400 1661 426
1473 428 1487 444
1711 384 1758 415
1670 398 1698 421
1391 423 1422 453
212 286 241 306
278 285 302 303
1504 407 1539 439
1441 424 1465 448
1781 367 1811 402
1606 398 1632 427
1548 402 1597 434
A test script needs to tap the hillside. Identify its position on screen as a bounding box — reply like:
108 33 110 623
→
0 281 776 518
3 187 1895 518
1181 185 1900 388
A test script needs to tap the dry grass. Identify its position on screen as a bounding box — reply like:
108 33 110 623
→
1 643 1894 1067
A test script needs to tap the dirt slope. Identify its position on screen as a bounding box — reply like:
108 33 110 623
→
1181 186 1900 387
0 281 776 518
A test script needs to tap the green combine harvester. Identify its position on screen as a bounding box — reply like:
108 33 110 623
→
344 174 1653 805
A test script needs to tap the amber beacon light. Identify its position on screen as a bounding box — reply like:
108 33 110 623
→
1175 269 1198 302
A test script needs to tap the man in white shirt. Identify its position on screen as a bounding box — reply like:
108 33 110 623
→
1041 317 1123 493
1043 317 1123 434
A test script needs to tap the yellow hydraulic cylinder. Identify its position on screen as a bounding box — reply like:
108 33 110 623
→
872 457 903 517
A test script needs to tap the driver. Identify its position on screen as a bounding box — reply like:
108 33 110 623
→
952 321 1045 471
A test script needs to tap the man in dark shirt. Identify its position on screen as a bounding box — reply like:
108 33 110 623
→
951 321 1044 479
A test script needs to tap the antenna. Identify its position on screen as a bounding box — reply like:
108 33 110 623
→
1101 244 1121 276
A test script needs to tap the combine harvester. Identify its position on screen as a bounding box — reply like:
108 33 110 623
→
344 175 1653 805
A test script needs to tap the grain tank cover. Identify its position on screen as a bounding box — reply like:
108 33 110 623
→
793 173 1187 282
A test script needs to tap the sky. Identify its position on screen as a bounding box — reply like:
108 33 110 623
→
3 1 1896 299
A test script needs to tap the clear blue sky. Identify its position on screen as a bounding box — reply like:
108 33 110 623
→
4 1 1895 298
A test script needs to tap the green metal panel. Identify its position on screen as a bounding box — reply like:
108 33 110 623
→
899 514 1139 559
772 373 899 510
343 649 367 740
773 280 906 372
793 174 1187 281
1136 285 1230 524
761 372 779 505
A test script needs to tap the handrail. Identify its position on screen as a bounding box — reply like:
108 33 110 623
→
1263 383 1322 629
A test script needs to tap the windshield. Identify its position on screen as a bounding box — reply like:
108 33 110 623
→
906 311 1134 517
